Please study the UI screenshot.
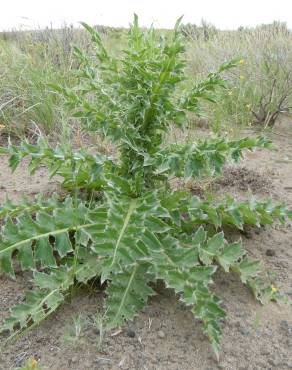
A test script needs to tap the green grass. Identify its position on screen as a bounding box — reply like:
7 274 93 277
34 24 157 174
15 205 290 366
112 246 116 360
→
0 40 74 138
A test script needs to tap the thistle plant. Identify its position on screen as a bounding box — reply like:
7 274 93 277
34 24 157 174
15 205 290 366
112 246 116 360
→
0 16 291 357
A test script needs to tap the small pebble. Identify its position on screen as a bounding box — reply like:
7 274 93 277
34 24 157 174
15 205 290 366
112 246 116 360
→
241 230 253 239
157 330 166 339
268 359 277 367
239 327 250 336
71 356 78 363
266 249 276 257
126 329 136 338
92 328 100 335
280 320 289 331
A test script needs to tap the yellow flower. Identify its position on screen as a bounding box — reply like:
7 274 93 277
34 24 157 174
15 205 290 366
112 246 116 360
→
239 59 245 65
228 90 233 96
271 285 277 293
246 104 251 109
27 357 38 369
240 75 245 80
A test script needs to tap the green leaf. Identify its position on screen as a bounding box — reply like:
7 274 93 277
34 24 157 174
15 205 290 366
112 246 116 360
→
35 238 56 267
184 195 291 231
1 139 113 191
199 232 225 265
217 241 246 272
152 136 273 181
106 264 155 329
192 226 207 244
1 288 65 336
55 233 73 257
17 242 35 270
0 202 108 276
75 257 104 283
144 216 170 233
236 259 263 283
188 266 217 283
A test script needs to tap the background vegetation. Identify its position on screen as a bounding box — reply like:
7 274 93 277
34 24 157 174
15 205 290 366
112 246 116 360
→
1 21 291 140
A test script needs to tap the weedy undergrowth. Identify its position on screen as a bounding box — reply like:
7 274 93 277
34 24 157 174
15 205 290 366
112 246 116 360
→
185 22 292 132
0 16 291 358
13 357 41 370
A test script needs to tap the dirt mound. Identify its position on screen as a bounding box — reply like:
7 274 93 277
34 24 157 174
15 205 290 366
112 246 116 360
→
187 166 272 198
217 166 272 192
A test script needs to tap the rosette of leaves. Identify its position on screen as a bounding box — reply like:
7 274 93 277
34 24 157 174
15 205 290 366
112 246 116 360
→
0 15 291 357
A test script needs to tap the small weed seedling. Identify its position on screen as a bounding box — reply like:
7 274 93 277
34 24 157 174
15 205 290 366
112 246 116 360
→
62 314 87 345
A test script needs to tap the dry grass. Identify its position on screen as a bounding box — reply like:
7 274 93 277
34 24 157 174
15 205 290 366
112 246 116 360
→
1 21 292 139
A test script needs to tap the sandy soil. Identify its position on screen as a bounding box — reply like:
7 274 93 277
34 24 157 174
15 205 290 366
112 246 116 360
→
0 121 292 370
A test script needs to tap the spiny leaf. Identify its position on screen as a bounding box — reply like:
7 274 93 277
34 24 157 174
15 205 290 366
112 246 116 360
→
152 136 273 180
199 232 225 265
88 191 171 282
0 194 61 220
2 289 65 335
74 256 104 284
235 258 263 284
217 241 246 272
1 138 114 190
2 266 74 338
180 194 291 230
106 264 155 329
0 202 107 276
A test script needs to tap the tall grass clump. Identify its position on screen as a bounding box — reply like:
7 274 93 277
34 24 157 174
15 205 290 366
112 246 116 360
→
0 25 127 139
0 16 291 358
0 41 71 137
185 21 292 132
